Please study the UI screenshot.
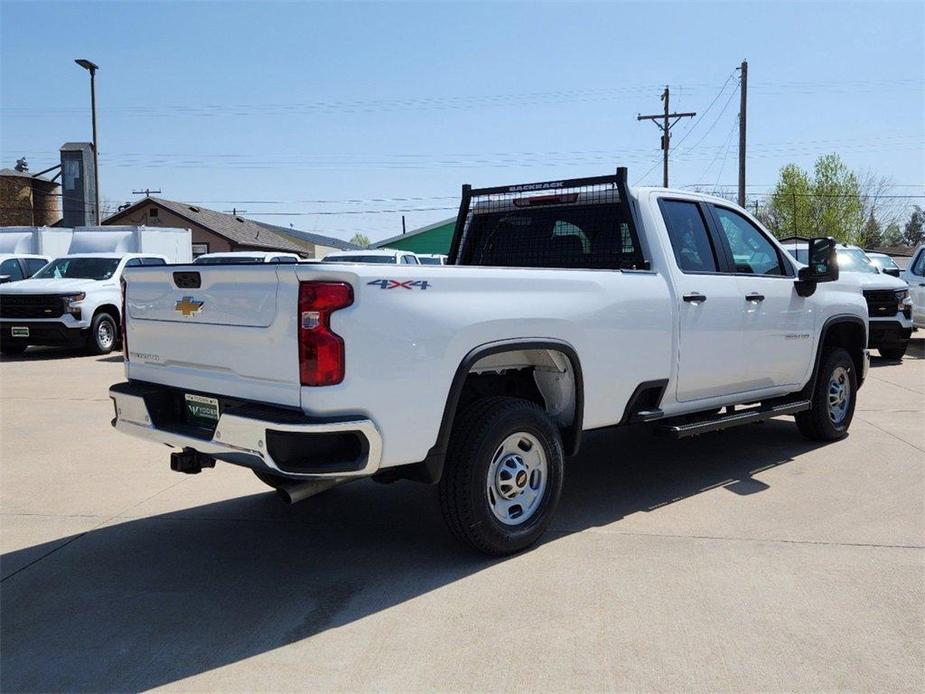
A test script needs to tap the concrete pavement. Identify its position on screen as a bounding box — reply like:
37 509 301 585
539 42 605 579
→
1 341 923 691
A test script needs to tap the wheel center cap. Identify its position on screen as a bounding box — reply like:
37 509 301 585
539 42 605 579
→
495 455 529 500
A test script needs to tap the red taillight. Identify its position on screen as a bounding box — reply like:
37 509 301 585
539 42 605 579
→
120 277 129 360
298 282 353 386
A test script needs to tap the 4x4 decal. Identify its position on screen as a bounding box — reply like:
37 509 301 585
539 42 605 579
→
367 279 430 290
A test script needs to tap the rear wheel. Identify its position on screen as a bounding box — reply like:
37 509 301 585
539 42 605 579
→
0 339 28 355
878 344 907 361
439 396 564 556
795 347 856 441
86 312 117 355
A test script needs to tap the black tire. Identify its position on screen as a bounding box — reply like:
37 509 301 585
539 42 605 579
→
86 312 117 355
439 396 564 556
878 344 907 361
795 347 857 442
0 340 28 355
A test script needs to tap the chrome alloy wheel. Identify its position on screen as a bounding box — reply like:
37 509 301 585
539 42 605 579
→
97 319 115 350
486 432 548 526
827 365 851 425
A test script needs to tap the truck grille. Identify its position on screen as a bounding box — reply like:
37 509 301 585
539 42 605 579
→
863 289 898 318
0 294 66 319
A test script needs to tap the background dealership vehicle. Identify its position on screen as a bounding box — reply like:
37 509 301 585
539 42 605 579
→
782 238 912 360
901 244 925 328
865 251 901 277
322 249 420 264
111 169 868 555
0 227 74 283
417 253 448 265
0 254 50 284
193 251 300 265
0 227 190 355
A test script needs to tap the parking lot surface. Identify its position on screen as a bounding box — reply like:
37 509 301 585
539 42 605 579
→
1 342 923 692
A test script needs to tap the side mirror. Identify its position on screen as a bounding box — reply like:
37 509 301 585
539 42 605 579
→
883 267 901 278
795 237 838 296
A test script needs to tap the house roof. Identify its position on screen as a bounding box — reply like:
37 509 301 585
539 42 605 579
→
371 217 455 248
103 197 354 254
253 221 358 251
0 168 57 183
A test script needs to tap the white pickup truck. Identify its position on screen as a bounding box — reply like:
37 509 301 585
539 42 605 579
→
109 169 869 555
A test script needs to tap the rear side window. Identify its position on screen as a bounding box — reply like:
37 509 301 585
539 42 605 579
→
911 250 925 276
459 203 643 270
711 206 786 276
659 200 718 273
141 257 166 266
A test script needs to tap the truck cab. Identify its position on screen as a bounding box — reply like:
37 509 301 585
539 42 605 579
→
0 254 50 284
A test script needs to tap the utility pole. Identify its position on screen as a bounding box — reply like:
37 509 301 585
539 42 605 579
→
637 86 695 187
737 59 748 207
132 188 161 197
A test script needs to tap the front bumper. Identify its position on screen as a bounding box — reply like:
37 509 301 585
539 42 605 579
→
0 320 87 346
867 319 913 349
109 381 382 480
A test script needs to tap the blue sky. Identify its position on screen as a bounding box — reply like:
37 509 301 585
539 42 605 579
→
2 1 922 242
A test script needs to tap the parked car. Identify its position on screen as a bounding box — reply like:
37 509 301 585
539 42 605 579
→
865 252 901 277
782 239 912 360
322 249 420 264
417 254 448 265
110 169 868 555
0 227 191 355
0 254 50 284
193 251 300 265
901 244 925 328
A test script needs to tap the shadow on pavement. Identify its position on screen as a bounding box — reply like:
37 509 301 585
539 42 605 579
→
0 419 826 691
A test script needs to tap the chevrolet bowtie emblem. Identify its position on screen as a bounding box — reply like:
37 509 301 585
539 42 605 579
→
175 296 204 316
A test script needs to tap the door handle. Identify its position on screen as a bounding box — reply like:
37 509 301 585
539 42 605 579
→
745 293 765 302
682 292 707 303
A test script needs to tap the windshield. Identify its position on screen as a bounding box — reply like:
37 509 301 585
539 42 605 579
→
193 256 263 265
836 248 879 274
33 257 121 280
322 255 396 264
868 255 899 271
418 257 443 265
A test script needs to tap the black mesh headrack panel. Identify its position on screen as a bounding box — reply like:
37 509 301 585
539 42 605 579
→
449 168 647 271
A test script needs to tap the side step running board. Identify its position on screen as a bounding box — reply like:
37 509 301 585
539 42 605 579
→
656 400 811 439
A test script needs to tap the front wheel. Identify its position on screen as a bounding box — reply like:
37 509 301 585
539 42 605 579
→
878 344 907 361
86 312 117 355
795 347 857 441
439 397 564 556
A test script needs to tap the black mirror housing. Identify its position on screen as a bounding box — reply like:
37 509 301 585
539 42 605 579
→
795 237 838 296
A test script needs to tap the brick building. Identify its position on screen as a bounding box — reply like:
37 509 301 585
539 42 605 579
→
0 168 61 227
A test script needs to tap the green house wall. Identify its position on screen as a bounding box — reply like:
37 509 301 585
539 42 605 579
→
377 221 455 254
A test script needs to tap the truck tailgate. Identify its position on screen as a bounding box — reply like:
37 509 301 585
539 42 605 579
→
124 265 301 406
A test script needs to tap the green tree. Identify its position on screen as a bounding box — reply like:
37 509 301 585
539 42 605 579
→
812 154 864 243
766 154 865 243
349 233 370 248
767 164 813 238
904 206 924 247
882 223 903 247
856 212 882 249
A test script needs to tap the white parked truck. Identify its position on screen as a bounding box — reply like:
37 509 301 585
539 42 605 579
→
109 169 869 555
0 226 190 355
322 249 420 264
193 251 301 265
0 227 74 284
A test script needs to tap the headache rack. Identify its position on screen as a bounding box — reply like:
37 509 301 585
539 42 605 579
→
448 167 648 271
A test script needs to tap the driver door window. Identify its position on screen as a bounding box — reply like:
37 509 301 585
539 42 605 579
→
710 206 786 276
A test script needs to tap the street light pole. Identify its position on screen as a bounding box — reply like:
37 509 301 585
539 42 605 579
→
75 58 100 225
